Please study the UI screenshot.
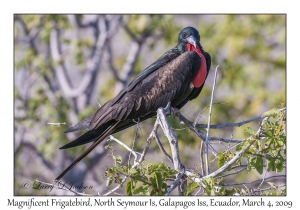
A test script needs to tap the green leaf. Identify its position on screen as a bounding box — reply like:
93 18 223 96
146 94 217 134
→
262 108 281 118
255 140 262 151
184 182 199 195
247 156 253 172
168 169 178 176
149 177 156 187
264 138 273 149
264 130 273 138
236 143 243 152
247 156 263 174
274 138 284 147
129 168 138 175
125 180 133 196
275 159 284 173
244 126 255 136
155 172 163 191
159 163 169 172
217 153 225 168
266 155 275 172
202 177 215 195
162 183 168 194
114 155 122 165
251 156 264 174
133 185 148 195
106 178 113 187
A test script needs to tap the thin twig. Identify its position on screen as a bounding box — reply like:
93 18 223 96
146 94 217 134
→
256 170 268 190
193 102 228 126
205 65 219 175
200 141 205 175
175 110 252 144
195 116 262 129
127 121 139 168
215 167 247 179
175 111 218 153
251 184 286 195
108 135 138 163
47 122 72 127
219 175 286 186
152 122 173 164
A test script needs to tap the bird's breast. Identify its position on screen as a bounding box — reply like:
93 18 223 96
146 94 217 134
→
186 43 207 88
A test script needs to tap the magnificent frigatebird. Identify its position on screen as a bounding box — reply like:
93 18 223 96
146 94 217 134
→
55 26 211 181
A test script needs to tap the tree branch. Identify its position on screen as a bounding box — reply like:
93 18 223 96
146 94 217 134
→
195 116 262 129
165 170 185 196
175 110 243 144
215 166 247 179
150 120 173 164
157 106 184 172
50 15 120 100
219 175 286 186
108 135 138 163
204 65 219 175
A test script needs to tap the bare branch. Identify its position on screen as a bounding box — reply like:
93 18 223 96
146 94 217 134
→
204 65 219 175
176 110 242 145
127 122 140 169
122 24 138 42
206 136 243 143
195 116 262 129
251 184 286 195
215 166 247 179
50 15 120 100
106 44 124 83
256 170 268 190
165 170 185 196
47 122 72 128
67 14 95 29
108 135 138 163
157 107 184 172
113 41 142 93
151 121 173 164
219 175 286 186
199 142 205 175
15 16 55 91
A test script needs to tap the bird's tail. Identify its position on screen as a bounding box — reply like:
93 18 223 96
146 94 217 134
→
55 121 119 181
60 121 116 149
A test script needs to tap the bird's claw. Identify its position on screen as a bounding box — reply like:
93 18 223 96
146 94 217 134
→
164 102 179 117
170 107 179 117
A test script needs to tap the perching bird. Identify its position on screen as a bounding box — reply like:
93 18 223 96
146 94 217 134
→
55 26 211 181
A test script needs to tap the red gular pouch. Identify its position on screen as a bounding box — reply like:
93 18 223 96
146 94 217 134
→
186 43 207 88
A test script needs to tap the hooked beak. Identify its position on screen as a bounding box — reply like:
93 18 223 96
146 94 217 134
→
187 35 197 48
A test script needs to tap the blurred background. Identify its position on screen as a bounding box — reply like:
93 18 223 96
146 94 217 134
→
14 14 286 195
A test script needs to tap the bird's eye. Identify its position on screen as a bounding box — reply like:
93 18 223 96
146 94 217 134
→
182 32 187 38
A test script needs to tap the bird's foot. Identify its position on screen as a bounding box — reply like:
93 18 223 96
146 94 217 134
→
164 102 179 117
170 106 179 117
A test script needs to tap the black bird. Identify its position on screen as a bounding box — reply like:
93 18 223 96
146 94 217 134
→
55 26 211 181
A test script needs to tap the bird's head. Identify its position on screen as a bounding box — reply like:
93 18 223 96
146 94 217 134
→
177 27 202 53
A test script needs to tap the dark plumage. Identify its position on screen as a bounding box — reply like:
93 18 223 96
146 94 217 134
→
55 27 211 181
